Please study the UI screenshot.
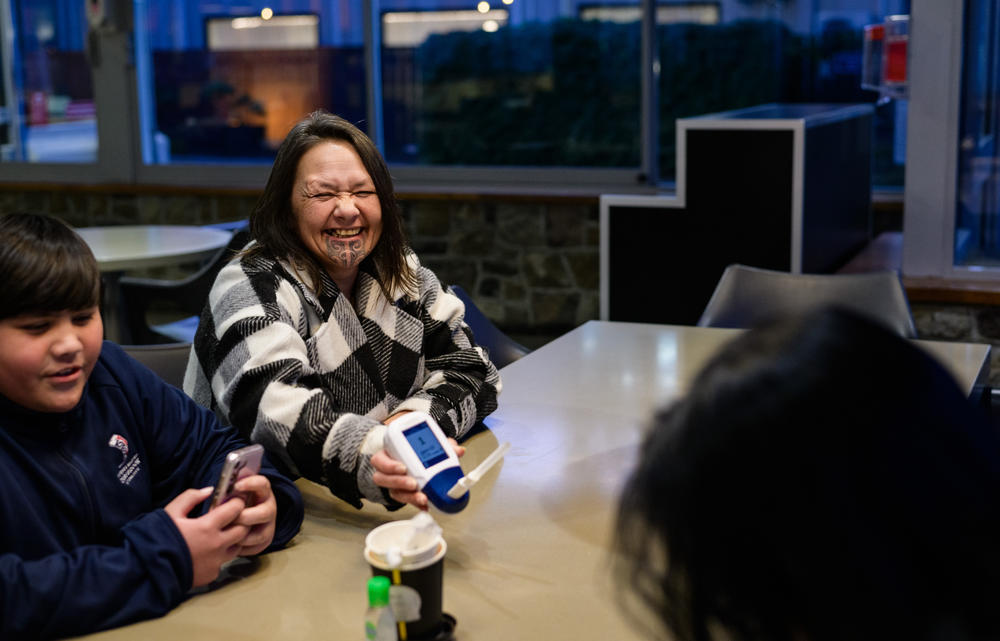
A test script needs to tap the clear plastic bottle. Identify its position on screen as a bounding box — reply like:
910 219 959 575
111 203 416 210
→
364 575 395 641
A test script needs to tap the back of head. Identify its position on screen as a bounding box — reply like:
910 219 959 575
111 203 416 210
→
616 306 1000 641
0 212 100 320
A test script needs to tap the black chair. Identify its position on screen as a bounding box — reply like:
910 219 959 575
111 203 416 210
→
450 285 531 369
697 263 918 338
119 224 251 344
122 342 192 389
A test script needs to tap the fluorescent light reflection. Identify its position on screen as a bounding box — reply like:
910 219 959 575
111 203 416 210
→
231 15 316 30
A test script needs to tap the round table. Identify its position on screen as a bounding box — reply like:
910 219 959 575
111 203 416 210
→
76 225 233 343
76 225 233 272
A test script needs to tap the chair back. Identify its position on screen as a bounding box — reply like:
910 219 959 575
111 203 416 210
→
166 224 252 318
120 224 251 344
451 285 531 369
122 342 192 389
697 264 917 338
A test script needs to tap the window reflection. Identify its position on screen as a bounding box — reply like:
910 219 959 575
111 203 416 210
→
138 1 366 164
6 0 95 163
1 0 912 190
656 0 909 188
956 0 1000 267
380 1 640 167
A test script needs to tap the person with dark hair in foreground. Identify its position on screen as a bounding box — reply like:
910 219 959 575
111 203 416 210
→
0 213 304 639
615 306 1000 641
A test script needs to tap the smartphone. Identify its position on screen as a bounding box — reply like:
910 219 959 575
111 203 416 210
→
208 444 264 510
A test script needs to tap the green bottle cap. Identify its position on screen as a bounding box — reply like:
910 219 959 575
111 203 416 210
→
368 575 391 608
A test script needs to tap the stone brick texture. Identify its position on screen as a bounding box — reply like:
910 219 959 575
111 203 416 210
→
1 190 599 344
16 188 1000 386
913 303 1000 387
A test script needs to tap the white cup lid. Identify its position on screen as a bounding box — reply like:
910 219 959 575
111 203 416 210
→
365 518 445 570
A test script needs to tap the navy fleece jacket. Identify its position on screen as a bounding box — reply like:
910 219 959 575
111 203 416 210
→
0 341 304 639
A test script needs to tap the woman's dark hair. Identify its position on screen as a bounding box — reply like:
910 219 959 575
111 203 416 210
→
615 306 1000 641
0 212 101 320
247 110 415 298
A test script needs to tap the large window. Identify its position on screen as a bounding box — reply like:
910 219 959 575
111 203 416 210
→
380 2 641 168
1 0 911 192
955 0 1000 267
3 0 94 163
902 0 1000 279
138 2 358 165
654 1 908 187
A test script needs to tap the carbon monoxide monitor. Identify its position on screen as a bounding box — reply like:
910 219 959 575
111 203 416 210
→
384 412 469 513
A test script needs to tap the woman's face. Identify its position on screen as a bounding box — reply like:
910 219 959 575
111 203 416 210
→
291 140 383 287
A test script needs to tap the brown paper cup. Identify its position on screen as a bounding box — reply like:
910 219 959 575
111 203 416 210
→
364 521 450 640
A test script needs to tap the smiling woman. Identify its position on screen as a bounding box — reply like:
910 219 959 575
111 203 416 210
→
184 111 502 513
291 140 384 299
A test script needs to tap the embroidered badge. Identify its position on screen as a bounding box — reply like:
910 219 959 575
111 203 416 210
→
108 434 129 462
109 434 141 485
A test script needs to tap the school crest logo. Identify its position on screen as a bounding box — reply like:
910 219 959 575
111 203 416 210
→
108 433 141 485
108 434 129 462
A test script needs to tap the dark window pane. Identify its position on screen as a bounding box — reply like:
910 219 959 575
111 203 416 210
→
657 1 908 188
955 0 1000 267
380 1 641 167
138 1 366 165
6 0 95 163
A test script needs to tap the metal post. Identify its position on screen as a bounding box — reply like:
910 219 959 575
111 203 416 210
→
640 0 659 185
363 0 384 151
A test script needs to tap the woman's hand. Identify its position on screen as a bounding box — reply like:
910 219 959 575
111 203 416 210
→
371 439 466 510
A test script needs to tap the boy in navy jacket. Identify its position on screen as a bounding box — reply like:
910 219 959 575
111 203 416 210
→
0 213 305 639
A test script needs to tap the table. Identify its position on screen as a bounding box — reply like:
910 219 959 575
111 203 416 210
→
78 321 991 640
76 225 232 343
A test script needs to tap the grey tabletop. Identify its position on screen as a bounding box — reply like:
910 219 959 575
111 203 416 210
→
78 321 990 640
77 225 232 272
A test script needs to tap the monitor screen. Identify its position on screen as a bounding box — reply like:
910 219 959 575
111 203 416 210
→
403 423 449 467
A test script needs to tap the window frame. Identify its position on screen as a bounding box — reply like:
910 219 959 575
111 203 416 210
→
0 1 135 182
900 0 988 279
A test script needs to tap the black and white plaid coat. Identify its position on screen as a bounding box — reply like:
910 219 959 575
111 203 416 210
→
184 247 501 509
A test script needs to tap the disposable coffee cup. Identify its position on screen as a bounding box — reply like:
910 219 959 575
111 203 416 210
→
364 519 454 640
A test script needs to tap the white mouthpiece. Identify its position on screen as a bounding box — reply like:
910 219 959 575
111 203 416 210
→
446 442 511 499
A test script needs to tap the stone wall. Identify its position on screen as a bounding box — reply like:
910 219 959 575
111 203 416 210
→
401 198 599 334
0 187 600 342
912 304 1000 388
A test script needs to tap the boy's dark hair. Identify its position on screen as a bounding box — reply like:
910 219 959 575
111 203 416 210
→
615 306 1000 641
0 212 101 320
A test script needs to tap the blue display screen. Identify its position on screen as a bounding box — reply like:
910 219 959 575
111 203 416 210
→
403 423 449 467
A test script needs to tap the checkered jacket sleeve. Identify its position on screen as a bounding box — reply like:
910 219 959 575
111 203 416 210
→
184 251 501 509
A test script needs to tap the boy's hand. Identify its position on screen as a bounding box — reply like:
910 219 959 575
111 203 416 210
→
230 474 277 556
371 439 465 510
164 487 248 588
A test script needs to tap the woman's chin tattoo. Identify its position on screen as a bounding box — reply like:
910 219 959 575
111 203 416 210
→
327 238 367 268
